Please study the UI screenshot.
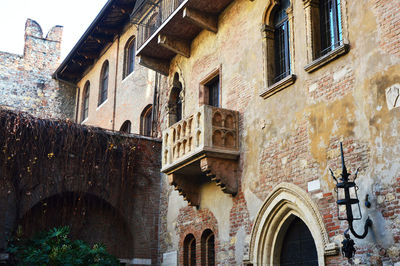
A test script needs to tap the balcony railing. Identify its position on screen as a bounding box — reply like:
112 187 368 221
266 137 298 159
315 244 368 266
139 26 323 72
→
137 0 185 49
161 105 239 172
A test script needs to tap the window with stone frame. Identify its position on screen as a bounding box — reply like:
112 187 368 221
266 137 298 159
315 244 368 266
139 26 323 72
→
81 81 90 122
98 60 109 106
260 0 296 99
123 37 136 79
200 67 221 107
303 0 349 72
201 229 215 266
183 234 196 266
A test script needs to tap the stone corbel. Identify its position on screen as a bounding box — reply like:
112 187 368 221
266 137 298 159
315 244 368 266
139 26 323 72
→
200 157 238 195
168 173 200 207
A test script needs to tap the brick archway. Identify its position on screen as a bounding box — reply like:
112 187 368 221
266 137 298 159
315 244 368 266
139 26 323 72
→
18 192 134 258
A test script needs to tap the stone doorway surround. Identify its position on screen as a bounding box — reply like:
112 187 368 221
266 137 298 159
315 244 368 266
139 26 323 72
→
244 182 338 265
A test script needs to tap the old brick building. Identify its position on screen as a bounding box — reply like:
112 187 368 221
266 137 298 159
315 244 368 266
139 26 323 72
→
127 0 400 264
0 19 75 120
2 0 400 265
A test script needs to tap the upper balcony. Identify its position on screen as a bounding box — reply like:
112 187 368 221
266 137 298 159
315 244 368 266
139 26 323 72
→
131 0 234 75
161 105 239 207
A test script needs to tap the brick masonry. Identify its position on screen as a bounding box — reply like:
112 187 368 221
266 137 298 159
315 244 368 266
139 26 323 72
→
0 19 75 120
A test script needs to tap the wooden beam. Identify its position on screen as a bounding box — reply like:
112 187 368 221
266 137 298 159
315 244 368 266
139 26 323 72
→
182 7 218 33
77 52 98 60
138 55 170 76
157 34 190 58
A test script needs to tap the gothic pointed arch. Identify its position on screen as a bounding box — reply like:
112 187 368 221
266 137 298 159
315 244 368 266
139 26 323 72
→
247 183 338 265
167 73 184 126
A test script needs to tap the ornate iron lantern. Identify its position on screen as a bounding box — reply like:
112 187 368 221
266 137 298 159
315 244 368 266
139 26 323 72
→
330 142 372 259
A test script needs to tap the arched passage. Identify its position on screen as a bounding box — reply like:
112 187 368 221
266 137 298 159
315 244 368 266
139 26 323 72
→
17 192 134 259
248 183 338 265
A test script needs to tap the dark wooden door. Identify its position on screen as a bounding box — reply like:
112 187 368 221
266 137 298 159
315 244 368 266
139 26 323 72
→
280 217 319 266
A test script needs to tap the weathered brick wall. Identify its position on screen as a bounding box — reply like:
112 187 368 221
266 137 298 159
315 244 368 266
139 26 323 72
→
0 19 75 119
156 0 400 264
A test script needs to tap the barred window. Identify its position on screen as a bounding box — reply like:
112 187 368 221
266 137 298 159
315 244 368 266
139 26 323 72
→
319 0 342 56
274 0 291 83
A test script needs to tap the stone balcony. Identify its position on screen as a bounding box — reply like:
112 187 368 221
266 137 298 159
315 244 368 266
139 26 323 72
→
161 105 239 207
131 0 234 75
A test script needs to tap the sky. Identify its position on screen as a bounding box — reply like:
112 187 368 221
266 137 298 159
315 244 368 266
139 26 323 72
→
0 0 108 60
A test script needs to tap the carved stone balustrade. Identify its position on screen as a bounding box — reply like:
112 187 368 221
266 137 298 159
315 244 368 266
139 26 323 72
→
161 105 240 207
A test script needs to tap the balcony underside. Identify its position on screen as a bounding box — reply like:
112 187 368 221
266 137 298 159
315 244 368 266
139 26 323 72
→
136 0 234 75
165 151 239 208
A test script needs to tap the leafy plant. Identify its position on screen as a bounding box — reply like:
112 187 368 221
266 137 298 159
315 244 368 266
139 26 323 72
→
8 226 120 266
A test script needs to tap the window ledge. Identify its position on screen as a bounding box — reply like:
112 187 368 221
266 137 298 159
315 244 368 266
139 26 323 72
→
81 117 88 125
96 99 108 111
260 74 296 99
304 44 350 73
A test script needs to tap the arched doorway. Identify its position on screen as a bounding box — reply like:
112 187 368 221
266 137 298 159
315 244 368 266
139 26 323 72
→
247 183 338 265
17 192 134 259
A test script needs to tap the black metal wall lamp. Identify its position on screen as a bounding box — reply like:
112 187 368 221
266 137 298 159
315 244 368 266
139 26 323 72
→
330 142 373 259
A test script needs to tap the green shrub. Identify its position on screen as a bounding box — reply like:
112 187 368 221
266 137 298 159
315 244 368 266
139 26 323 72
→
7 226 120 266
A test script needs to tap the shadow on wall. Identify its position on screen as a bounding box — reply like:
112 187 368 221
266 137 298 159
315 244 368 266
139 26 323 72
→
18 192 134 258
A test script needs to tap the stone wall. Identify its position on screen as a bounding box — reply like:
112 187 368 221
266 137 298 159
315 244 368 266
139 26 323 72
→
0 19 75 120
157 0 400 265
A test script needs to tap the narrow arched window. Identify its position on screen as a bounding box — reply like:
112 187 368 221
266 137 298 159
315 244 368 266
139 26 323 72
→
81 81 90 122
201 229 215 266
120 120 132 133
140 105 153 137
184 234 196 266
98 60 109 106
124 37 135 78
273 0 291 83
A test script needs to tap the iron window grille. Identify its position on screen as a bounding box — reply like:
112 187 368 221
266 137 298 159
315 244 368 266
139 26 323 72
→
319 0 343 56
274 0 291 83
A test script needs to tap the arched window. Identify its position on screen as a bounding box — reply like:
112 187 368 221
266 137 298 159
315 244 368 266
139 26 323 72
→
273 0 291 83
260 0 295 99
81 81 90 122
168 73 183 126
124 37 135 78
98 60 109 106
183 234 196 266
120 120 132 133
140 105 152 137
201 229 215 266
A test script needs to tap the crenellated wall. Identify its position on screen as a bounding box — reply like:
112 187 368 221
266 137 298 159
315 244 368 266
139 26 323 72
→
0 19 75 119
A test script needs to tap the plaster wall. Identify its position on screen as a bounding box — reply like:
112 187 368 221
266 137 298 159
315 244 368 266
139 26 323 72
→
158 0 400 264
77 25 155 133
